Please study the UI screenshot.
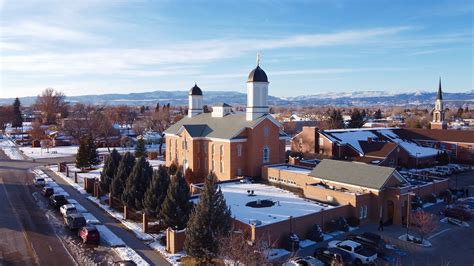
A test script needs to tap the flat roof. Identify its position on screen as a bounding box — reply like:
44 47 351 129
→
269 164 312 175
219 181 334 226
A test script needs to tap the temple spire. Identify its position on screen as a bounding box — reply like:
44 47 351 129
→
436 77 443 100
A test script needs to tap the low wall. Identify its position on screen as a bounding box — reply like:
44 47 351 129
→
303 184 358 206
251 205 351 247
413 179 449 198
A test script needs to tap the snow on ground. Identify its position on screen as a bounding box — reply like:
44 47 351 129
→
0 138 25 160
299 239 316 248
66 199 88 213
265 248 291 261
149 240 185 265
96 225 125 247
114 247 150 266
82 212 101 225
19 144 163 159
218 181 334 226
270 165 312 175
49 166 88 194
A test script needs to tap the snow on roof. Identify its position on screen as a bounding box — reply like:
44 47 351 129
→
322 128 439 158
269 165 312 175
219 181 333 226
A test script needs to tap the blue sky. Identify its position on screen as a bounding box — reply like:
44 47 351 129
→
0 0 472 98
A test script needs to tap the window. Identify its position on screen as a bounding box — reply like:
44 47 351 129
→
359 207 364 219
212 144 215 156
440 143 446 150
451 144 456 150
220 145 224 157
319 137 324 146
363 206 368 218
220 161 224 173
169 141 172 160
237 144 242 157
299 138 303 145
197 143 200 153
263 146 270 163
204 158 208 170
263 127 269 137
211 159 215 171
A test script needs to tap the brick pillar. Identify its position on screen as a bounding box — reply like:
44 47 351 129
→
83 177 87 190
142 213 148 233
94 181 100 198
124 206 128 220
74 172 78 183
108 193 113 207
66 166 69 177
57 163 61 172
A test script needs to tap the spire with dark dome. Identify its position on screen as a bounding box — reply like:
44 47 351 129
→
189 83 202 96
436 77 443 100
247 53 268 83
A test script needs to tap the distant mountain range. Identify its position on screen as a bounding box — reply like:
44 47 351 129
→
1 90 473 107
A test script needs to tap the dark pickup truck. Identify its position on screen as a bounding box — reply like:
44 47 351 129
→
49 194 69 209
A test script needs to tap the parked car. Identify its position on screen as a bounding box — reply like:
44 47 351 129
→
283 256 324 266
327 217 349 232
41 186 54 197
33 176 46 187
443 207 472 221
64 213 87 230
346 234 388 255
60 204 77 217
79 225 100 244
314 247 354 265
112 261 137 266
49 194 69 209
328 240 377 265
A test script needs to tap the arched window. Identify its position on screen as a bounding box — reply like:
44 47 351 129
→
220 160 224 173
237 144 242 157
211 159 215 171
263 146 270 163
220 145 224 157
211 144 215 156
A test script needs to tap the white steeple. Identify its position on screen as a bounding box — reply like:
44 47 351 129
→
246 54 269 121
188 83 203 118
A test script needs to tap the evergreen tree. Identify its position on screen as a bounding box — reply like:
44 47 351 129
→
143 165 170 217
184 173 232 261
327 109 344 129
374 109 383 119
348 109 366 128
111 152 135 199
122 156 153 210
76 137 89 170
12 98 23 128
135 136 147 158
159 171 192 230
100 149 122 194
87 135 100 168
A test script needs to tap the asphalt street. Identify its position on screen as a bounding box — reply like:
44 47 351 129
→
0 152 76 265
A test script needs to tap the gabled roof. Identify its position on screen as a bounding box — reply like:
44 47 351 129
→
165 112 287 140
309 159 405 190
359 141 398 158
320 128 439 158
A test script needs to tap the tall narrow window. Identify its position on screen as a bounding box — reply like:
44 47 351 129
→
263 146 270 163
237 144 242 157
211 159 215 171
263 127 269 137
220 145 224 157
220 161 224 173
212 144 215 156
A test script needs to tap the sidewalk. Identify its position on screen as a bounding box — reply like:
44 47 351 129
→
43 168 170 266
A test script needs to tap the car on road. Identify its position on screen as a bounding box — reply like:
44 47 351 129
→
41 186 54 197
33 176 46 187
314 247 354 265
79 225 100 244
112 261 137 266
60 204 77 217
328 240 377 265
64 213 87 230
49 194 69 209
283 256 324 266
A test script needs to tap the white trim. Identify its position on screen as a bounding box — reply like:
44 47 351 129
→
164 133 247 143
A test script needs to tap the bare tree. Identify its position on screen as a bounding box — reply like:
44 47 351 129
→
217 229 276 265
143 108 171 155
28 119 45 141
0 105 13 131
410 210 438 242
34 88 68 125
62 103 95 143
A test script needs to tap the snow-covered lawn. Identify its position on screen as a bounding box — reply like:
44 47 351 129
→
0 138 25 160
218 181 334 226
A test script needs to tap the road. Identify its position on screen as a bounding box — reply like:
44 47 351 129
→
0 151 76 265
0 148 170 265
43 167 171 265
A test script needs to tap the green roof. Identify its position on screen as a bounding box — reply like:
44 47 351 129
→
309 159 401 190
164 113 287 140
